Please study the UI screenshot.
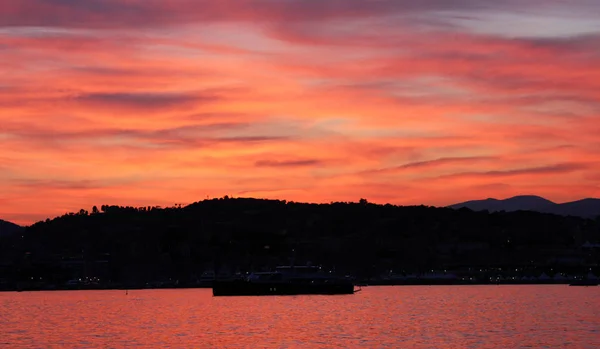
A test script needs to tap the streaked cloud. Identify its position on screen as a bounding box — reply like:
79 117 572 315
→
439 163 589 179
1 0 599 224
255 159 324 168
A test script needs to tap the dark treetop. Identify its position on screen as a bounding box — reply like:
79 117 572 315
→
1 197 598 289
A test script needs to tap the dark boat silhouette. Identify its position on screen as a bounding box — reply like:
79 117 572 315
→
212 266 358 296
569 280 599 287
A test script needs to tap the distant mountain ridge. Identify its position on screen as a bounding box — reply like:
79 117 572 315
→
449 195 600 218
0 219 22 237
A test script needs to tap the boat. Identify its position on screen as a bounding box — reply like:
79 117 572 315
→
212 265 358 296
569 279 599 286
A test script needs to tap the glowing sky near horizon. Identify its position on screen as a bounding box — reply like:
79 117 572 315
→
1 0 600 225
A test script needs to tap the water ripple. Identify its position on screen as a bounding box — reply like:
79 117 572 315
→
0 286 599 348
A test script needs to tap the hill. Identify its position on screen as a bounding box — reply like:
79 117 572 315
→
449 196 600 218
449 195 555 212
0 219 22 237
541 198 600 218
0 197 598 290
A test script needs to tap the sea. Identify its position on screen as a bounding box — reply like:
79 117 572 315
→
1 286 598 348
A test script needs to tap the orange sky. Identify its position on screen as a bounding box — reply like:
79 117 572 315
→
1 1 600 225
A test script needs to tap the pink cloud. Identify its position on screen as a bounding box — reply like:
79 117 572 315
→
1 0 599 225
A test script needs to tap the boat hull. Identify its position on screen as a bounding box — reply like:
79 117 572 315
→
212 280 355 296
569 280 599 286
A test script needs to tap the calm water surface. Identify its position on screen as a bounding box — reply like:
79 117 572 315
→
1 286 598 348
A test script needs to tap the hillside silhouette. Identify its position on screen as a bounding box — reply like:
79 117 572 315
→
1 197 599 290
0 219 21 238
450 196 600 218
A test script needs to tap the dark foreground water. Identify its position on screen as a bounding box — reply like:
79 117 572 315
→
1 286 598 348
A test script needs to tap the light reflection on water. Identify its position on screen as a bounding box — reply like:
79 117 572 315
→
1 286 598 348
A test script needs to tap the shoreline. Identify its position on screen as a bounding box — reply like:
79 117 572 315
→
2 280 596 293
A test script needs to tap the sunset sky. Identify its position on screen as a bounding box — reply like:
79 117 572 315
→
1 0 600 225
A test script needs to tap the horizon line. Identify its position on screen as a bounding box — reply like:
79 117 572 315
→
4 194 599 227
